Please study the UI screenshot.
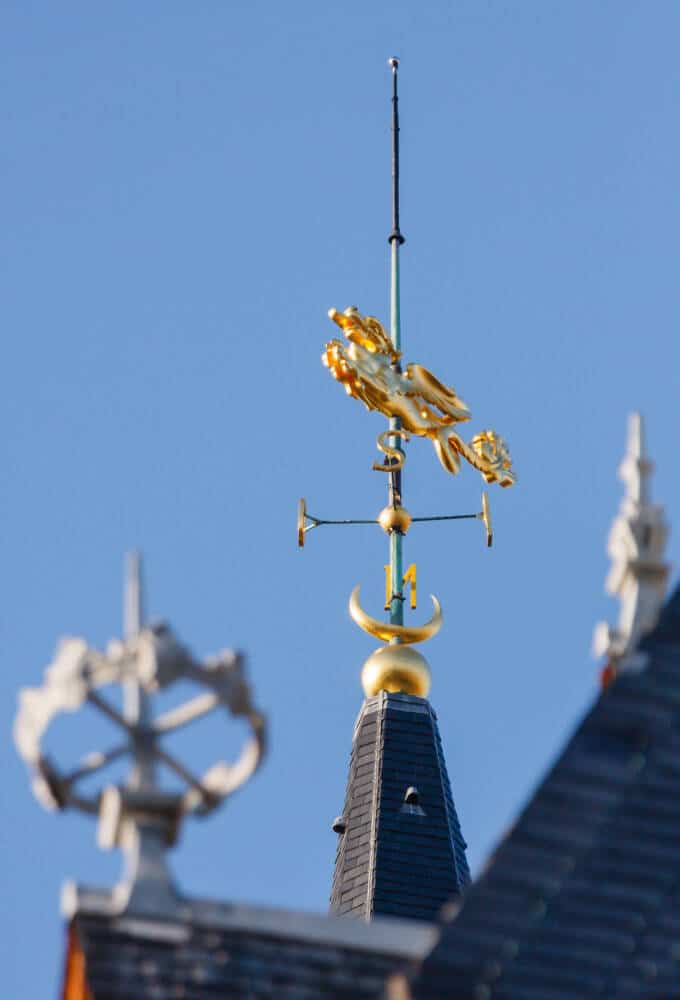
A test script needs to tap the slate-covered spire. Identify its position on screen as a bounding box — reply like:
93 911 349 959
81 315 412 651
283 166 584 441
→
327 61 469 921
330 691 469 922
593 412 670 677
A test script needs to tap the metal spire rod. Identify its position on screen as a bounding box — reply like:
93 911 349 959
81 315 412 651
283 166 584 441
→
388 57 405 628
388 58 405 250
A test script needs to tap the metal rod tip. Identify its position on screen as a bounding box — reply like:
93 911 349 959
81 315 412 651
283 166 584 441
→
388 57 399 71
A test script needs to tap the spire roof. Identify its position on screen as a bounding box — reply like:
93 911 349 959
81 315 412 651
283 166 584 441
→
396 582 680 999
330 691 469 923
62 895 436 999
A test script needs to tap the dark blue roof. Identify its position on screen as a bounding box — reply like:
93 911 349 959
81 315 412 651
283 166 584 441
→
399 584 680 999
68 899 436 999
330 691 469 922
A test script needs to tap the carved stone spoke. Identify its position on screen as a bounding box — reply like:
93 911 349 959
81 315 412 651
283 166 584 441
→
153 692 219 735
87 690 132 732
152 745 213 803
62 744 129 788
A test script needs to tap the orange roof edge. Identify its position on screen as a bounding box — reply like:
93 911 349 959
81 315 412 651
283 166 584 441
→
61 923 92 1000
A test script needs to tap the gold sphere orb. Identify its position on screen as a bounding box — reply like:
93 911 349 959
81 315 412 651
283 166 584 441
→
378 505 412 535
361 644 431 698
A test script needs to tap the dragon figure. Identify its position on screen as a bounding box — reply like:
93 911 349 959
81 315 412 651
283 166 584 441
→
323 306 515 487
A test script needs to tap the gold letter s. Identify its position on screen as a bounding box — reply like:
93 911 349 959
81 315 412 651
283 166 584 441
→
373 429 410 472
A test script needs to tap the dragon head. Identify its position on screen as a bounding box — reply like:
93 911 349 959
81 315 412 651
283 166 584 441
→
327 307 401 364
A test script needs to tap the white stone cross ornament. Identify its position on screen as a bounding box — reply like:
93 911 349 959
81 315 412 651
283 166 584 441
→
13 553 266 915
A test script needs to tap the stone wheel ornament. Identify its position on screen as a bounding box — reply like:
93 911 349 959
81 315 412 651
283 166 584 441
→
13 554 267 915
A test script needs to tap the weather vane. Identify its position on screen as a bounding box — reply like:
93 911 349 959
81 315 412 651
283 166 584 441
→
299 59 516 699
14 552 266 915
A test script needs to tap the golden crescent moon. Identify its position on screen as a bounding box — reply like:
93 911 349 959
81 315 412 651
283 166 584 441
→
348 585 442 645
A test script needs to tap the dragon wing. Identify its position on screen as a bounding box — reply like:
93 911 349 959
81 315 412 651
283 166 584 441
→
404 363 471 423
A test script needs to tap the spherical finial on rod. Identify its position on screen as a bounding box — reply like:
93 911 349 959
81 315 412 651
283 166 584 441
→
378 505 412 535
388 57 399 71
361 644 431 698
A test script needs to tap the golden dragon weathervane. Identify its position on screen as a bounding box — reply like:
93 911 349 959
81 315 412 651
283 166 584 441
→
323 305 515 486
299 59 516 700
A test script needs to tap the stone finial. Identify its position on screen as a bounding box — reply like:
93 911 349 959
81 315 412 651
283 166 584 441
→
14 553 267 916
593 414 670 677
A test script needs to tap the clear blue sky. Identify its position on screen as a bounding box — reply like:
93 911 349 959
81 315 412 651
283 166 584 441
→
3 2 680 995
